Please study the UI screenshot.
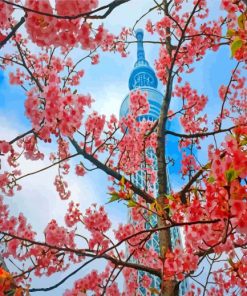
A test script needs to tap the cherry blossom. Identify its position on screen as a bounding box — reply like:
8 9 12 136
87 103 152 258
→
0 0 246 295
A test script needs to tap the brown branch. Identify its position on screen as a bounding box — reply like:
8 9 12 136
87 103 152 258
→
179 168 205 204
132 5 158 32
144 120 158 138
164 125 244 139
218 62 240 129
0 16 26 49
29 252 158 292
1 218 220 274
15 39 43 92
1 231 161 282
0 218 223 292
8 129 34 145
15 153 79 182
2 0 131 20
179 151 227 204
69 138 155 204
29 257 99 292
63 47 99 88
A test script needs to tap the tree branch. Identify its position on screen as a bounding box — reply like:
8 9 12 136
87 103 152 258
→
15 153 79 182
0 16 26 49
69 138 155 204
1 0 131 20
9 129 33 145
1 217 221 291
179 168 205 204
218 62 240 129
164 125 245 139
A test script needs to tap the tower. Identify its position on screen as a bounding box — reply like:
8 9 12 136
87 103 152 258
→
120 29 162 121
119 29 188 295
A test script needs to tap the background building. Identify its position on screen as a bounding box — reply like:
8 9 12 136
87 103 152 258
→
119 29 188 295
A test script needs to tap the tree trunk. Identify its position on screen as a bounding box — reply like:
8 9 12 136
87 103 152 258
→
162 280 179 296
156 48 178 291
156 73 177 293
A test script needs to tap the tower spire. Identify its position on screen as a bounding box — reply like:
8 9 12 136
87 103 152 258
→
136 29 146 62
128 28 158 90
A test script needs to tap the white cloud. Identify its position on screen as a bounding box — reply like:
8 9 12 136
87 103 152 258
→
0 114 118 234
92 84 125 118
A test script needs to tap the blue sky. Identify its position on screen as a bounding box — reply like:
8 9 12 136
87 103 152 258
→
0 0 240 294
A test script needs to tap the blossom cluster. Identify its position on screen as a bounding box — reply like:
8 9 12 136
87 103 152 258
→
25 84 92 140
0 0 129 56
153 7 223 84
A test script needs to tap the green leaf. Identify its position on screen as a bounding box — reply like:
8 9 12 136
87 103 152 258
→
208 176 215 184
238 13 246 29
240 138 247 146
119 176 125 190
165 194 175 201
204 163 211 170
127 200 136 207
120 176 125 186
225 168 238 183
230 38 243 57
228 258 235 268
107 193 120 204
226 29 236 37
